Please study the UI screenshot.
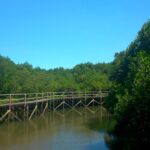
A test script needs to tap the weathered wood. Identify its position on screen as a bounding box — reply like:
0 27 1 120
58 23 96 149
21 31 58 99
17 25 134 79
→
73 100 84 108
10 111 21 122
42 102 48 115
54 101 64 111
0 91 109 123
0 109 11 121
29 105 38 120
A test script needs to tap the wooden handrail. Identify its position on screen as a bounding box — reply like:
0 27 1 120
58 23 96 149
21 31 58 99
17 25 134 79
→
0 91 109 107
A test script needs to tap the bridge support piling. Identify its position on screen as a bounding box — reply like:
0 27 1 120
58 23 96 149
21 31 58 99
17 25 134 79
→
0 91 109 123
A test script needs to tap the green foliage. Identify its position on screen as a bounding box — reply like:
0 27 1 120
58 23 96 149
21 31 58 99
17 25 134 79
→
0 57 112 94
105 20 150 148
106 20 150 113
115 51 150 120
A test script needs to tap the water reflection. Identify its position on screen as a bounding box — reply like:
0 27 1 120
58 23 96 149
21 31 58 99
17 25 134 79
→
104 123 150 150
0 107 114 150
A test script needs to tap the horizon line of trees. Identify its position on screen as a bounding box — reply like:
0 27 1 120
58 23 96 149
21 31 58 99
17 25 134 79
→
0 55 112 94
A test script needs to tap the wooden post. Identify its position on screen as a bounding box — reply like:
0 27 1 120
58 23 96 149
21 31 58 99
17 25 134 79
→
41 93 44 112
29 105 37 120
63 92 65 111
26 105 29 119
24 93 27 106
72 92 74 107
24 93 27 120
9 94 12 111
99 90 102 106
36 93 38 115
93 99 94 108
42 92 44 99
42 102 48 115
53 92 55 111
49 92 51 110
36 93 38 105
85 91 86 107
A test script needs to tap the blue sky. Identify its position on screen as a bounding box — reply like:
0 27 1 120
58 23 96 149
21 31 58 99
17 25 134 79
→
0 0 150 69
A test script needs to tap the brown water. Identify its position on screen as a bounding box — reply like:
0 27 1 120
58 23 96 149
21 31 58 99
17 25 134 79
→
0 107 114 150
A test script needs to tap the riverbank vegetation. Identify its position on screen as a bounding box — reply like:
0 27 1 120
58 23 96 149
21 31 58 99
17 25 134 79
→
0 56 112 93
105 20 150 148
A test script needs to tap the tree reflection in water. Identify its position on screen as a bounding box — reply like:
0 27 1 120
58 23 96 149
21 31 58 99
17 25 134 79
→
104 122 150 150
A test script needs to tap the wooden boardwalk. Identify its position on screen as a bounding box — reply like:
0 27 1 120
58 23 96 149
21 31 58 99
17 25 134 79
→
0 91 108 123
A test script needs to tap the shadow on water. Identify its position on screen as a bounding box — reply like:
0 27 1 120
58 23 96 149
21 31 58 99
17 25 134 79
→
0 106 116 150
80 107 150 150
104 120 150 150
83 107 116 150
2 106 147 150
1 106 148 150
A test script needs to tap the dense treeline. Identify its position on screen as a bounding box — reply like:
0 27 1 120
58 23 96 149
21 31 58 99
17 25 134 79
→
105 20 150 148
0 56 112 94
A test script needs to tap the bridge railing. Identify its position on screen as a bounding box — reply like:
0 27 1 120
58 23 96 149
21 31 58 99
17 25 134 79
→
0 91 109 107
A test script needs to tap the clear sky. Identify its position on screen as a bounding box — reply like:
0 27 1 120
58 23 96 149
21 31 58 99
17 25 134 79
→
0 0 150 69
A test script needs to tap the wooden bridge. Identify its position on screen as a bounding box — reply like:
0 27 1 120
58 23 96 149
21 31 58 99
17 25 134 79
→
0 91 109 123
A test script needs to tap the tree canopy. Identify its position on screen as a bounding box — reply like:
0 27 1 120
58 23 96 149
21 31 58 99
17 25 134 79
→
105 20 150 148
0 57 112 94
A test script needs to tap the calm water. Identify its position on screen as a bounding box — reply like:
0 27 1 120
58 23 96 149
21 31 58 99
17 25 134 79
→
0 107 115 150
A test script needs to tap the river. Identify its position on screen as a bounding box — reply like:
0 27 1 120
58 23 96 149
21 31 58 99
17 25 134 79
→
0 107 115 150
